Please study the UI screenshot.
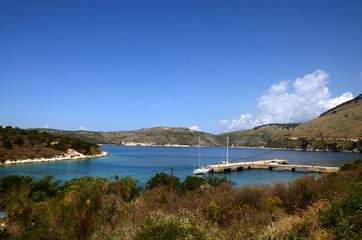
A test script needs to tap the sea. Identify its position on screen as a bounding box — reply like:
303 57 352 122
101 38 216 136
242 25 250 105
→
0 145 361 187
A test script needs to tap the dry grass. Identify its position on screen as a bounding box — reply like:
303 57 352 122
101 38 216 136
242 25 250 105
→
261 200 333 239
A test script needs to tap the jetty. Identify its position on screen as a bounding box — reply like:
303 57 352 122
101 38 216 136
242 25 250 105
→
208 159 339 173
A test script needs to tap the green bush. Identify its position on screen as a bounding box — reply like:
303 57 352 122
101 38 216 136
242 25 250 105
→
183 176 205 191
28 176 60 202
2 140 12 150
109 176 143 202
0 175 33 209
145 172 183 195
320 184 362 239
340 159 362 171
284 176 322 212
134 214 205 240
13 137 24 146
203 175 236 187
0 160 361 239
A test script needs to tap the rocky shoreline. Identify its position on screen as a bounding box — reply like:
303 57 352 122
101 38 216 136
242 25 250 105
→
1 149 109 165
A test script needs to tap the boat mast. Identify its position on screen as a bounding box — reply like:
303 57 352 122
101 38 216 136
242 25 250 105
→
198 135 201 167
226 135 229 164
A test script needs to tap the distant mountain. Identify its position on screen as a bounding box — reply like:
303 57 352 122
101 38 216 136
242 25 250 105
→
34 94 362 152
36 127 220 146
224 123 301 148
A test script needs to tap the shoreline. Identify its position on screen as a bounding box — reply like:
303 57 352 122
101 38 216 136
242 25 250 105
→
109 143 360 153
1 149 109 165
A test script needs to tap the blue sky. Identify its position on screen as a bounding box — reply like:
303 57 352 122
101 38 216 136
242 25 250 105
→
1 0 362 133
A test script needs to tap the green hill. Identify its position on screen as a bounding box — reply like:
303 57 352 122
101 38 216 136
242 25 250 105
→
0 126 103 162
36 127 220 146
224 123 300 148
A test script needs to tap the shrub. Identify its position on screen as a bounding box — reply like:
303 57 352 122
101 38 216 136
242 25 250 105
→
320 184 362 239
28 176 60 202
2 140 13 150
13 137 24 146
145 172 183 195
183 176 205 191
284 176 322 212
203 175 236 187
0 175 33 209
134 212 206 240
108 176 143 202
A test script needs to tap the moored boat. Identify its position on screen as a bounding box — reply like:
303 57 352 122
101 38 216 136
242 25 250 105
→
193 136 210 175
221 136 230 164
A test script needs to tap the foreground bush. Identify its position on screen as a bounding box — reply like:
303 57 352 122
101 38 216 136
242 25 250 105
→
134 211 206 240
0 160 361 239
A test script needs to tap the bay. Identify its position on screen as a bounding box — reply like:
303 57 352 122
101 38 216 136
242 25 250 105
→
0 145 361 186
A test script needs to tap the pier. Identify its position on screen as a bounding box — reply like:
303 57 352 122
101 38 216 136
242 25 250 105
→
208 159 339 173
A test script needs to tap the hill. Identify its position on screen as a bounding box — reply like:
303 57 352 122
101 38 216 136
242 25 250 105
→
0 126 104 163
291 94 362 138
33 94 362 152
224 123 300 148
36 127 220 146
226 94 362 151
103 127 219 146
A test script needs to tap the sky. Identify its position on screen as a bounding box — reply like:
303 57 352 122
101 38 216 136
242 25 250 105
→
1 0 362 134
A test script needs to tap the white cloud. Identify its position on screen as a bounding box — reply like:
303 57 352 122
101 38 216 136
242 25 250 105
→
227 114 258 131
44 124 49 129
188 125 200 131
76 126 87 131
220 70 354 132
323 92 354 110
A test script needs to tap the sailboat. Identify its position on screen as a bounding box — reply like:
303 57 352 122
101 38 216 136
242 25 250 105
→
193 136 210 175
221 136 229 164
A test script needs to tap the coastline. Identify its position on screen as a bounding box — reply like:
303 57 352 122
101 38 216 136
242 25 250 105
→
113 143 360 153
120 142 191 147
1 149 109 165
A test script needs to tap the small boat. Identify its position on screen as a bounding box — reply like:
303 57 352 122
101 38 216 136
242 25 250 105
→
193 166 210 175
269 159 279 165
193 136 210 175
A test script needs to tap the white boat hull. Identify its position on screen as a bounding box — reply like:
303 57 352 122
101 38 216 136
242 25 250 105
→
193 167 210 175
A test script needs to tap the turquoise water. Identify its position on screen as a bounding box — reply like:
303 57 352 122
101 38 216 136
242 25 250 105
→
0 145 361 186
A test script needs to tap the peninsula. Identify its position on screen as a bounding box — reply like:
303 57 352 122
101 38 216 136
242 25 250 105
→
0 127 108 164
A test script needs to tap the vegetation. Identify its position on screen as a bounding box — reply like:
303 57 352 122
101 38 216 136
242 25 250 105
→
0 126 102 162
253 123 301 130
1 160 361 239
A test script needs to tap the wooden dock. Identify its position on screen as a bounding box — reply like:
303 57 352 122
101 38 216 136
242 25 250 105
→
208 159 339 174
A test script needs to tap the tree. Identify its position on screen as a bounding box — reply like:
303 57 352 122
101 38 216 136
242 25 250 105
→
28 175 60 202
145 172 183 194
0 175 33 209
14 137 24 146
183 176 205 191
109 176 143 202
2 140 13 150
146 172 170 189
300 138 309 151
203 175 236 187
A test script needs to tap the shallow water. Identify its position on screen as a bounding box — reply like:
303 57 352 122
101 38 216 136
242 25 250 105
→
0 145 361 186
